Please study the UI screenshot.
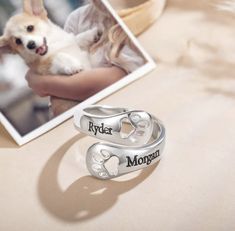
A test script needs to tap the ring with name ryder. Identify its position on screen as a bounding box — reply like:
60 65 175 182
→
74 105 166 180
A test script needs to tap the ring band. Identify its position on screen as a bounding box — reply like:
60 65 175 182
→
74 105 166 180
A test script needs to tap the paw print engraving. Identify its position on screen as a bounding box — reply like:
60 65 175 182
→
90 150 119 179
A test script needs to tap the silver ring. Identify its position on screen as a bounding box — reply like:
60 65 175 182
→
74 105 166 180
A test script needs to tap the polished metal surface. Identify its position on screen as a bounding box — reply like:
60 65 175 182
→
74 105 166 179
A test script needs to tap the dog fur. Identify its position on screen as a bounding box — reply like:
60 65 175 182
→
0 0 100 75
0 0 101 115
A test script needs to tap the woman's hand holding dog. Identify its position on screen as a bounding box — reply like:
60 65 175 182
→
26 66 126 115
25 66 126 101
25 70 49 97
26 66 126 116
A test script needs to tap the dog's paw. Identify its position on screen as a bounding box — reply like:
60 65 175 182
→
87 27 103 43
63 59 84 75
51 53 84 76
94 29 103 43
64 66 83 75
63 62 84 75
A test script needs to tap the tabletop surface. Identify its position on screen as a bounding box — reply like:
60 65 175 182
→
0 0 235 230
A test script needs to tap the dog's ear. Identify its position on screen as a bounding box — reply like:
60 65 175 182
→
23 0 48 19
0 36 12 55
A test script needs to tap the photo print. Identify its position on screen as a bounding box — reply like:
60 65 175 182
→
0 0 156 145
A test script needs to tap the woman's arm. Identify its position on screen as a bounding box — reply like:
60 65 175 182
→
26 66 126 101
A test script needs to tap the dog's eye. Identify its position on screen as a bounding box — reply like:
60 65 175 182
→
15 38 22 45
27 25 34 32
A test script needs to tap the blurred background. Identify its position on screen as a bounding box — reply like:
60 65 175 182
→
0 0 84 136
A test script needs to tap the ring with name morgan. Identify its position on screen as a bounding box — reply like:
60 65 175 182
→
74 105 166 179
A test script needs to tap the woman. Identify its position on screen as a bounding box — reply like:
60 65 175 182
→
26 0 145 115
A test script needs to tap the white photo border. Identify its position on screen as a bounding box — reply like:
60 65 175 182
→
0 0 156 146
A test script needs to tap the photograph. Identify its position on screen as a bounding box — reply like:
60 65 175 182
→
0 0 156 145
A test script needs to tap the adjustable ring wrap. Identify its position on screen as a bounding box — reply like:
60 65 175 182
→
74 105 165 180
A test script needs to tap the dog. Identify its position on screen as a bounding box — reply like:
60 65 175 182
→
0 0 101 115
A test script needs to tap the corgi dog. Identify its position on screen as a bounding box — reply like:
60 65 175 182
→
0 0 101 115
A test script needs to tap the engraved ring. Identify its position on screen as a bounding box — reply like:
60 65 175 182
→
74 105 166 180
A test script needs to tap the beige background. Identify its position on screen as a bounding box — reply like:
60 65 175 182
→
0 0 235 230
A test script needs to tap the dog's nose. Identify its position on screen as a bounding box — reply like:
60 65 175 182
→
27 41 36 50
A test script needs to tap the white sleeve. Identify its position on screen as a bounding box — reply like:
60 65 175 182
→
64 5 145 73
64 5 92 35
64 9 81 34
111 45 146 74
